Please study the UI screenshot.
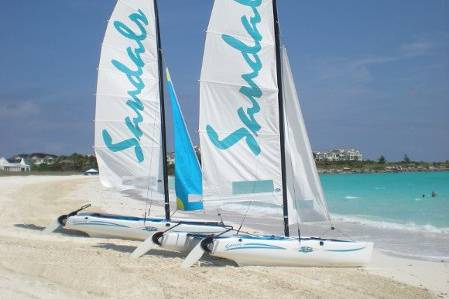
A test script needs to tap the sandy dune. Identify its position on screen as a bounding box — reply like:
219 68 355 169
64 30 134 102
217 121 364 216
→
0 175 444 298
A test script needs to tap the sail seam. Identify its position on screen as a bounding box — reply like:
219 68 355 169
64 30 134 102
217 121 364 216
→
205 30 275 48
116 0 146 13
95 145 161 150
95 93 159 99
200 79 278 93
100 43 157 59
198 130 280 137
95 119 159 124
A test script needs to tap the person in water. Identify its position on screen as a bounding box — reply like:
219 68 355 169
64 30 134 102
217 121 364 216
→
431 191 437 197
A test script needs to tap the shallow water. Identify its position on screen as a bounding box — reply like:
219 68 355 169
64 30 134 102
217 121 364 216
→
322 171 449 230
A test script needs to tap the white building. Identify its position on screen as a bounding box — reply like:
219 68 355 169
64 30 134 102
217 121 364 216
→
313 149 363 162
344 148 363 161
11 154 56 166
30 155 55 165
0 157 31 172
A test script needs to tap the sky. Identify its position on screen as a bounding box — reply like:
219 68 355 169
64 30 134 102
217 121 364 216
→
0 0 448 161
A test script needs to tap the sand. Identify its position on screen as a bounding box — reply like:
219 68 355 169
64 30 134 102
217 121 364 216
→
0 175 446 299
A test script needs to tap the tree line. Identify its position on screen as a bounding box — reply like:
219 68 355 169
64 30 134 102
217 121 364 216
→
32 153 98 172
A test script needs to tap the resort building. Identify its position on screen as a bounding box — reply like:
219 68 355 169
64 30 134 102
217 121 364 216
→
0 157 31 172
11 153 56 166
30 155 56 165
313 149 363 162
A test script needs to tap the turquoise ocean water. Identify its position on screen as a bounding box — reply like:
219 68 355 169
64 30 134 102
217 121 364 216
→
170 171 449 230
322 171 449 230
169 171 449 260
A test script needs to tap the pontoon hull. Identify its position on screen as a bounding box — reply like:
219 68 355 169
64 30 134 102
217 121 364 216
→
209 236 373 267
64 213 228 241
159 232 373 267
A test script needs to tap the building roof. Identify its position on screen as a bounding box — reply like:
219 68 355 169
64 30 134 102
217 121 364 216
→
0 157 30 168
0 157 8 165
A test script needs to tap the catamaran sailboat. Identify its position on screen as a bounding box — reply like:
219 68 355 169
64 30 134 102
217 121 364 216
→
44 0 230 241
133 0 373 267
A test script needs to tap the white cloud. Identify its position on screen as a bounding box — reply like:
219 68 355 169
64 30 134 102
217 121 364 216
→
0 101 40 118
400 41 432 57
313 40 434 84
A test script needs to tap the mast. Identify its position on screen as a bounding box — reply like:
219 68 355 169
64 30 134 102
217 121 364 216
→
273 0 289 237
154 0 170 221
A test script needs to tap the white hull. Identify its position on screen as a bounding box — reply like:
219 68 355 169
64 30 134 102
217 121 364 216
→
64 213 228 241
158 232 205 252
159 232 373 267
209 236 373 267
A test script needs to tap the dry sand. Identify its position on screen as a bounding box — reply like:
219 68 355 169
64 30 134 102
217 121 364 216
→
0 175 446 299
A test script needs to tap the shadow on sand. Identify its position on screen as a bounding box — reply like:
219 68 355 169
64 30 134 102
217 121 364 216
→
94 242 237 267
15 223 45 231
14 223 89 237
13 223 237 267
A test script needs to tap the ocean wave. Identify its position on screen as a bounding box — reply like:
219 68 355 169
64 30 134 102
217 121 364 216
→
344 195 360 199
378 248 449 262
331 214 449 234
217 202 449 234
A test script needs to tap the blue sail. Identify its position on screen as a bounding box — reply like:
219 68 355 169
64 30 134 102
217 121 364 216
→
166 68 203 211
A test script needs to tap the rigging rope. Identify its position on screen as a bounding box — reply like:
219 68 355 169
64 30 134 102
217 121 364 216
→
236 201 254 235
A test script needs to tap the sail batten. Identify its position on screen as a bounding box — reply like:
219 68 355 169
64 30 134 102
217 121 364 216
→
95 0 163 192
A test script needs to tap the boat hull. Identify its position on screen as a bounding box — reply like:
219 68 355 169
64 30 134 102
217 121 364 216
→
159 232 373 267
64 213 228 241
209 236 373 267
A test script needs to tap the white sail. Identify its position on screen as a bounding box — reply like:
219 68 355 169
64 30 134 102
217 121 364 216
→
95 0 163 191
282 47 330 223
199 0 283 204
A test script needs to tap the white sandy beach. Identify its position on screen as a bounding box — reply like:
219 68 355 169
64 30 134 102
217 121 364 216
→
0 175 447 298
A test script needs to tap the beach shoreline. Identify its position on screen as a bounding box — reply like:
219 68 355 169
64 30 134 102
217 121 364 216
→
2 167 449 177
318 168 449 175
0 175 447 298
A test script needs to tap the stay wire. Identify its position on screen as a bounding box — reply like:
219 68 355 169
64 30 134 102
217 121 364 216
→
236 201 254 235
